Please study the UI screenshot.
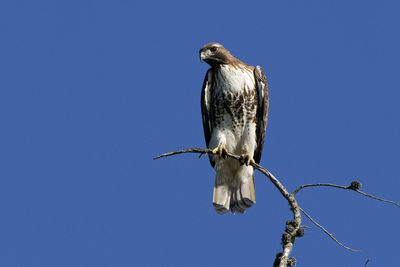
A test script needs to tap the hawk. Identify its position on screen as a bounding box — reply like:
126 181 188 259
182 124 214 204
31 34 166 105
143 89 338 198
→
200 42 269 214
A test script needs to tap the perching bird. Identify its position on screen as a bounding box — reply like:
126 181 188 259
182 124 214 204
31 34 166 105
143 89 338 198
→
200 42 269 214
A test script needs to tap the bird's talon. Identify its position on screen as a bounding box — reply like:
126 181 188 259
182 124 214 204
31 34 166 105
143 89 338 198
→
212 144 228 159
239 155 248 166
221 148 227 159
239 154 255 166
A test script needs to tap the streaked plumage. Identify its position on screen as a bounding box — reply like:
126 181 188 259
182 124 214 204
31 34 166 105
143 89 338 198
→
200 42 269 214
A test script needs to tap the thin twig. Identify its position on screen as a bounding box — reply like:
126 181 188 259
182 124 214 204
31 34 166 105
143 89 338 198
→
355 190 400 207
365 258 370 267
153 148 212 160
293 183 347 195
293 182 400 208
300 207 360 252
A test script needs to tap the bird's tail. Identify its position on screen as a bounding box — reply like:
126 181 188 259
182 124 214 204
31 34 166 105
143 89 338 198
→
213 169 256 214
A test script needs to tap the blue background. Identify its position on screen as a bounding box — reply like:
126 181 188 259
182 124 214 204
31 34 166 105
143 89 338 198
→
1 0 399 266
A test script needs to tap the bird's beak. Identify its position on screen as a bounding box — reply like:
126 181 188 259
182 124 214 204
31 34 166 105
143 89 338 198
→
200 51 206 62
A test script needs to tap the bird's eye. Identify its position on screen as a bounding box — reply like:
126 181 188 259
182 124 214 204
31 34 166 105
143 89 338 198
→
210 47 218 52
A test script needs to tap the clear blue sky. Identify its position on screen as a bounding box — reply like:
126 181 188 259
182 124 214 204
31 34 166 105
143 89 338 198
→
1 1 399 266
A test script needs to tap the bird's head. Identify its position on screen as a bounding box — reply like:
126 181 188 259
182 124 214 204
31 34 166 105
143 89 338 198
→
199 42 238 66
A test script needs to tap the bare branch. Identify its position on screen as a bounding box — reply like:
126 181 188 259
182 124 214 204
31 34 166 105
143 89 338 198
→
293 182 400 208
155 148 301 267
300 207 360 252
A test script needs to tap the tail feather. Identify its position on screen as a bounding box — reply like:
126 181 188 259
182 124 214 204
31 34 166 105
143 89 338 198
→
213 173 256 214
240 176 256 208
213 185 230 214
229 188 245 214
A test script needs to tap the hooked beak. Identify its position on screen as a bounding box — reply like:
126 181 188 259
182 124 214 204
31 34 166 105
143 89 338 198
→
200 51 206 62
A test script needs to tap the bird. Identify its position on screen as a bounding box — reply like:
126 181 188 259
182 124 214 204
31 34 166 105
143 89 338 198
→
200 42 269 214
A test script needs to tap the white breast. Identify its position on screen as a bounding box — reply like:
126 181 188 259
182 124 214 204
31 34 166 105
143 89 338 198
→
209 64 258 156
215 65 255 93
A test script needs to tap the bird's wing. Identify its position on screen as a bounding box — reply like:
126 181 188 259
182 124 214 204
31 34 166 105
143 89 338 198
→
253 66 269 164
201 69 215 167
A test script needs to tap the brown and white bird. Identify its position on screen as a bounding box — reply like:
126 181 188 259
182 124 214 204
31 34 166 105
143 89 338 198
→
200 42 269 214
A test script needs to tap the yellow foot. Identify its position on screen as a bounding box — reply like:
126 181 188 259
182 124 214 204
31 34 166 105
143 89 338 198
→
211 144 228 159
239 153 255 166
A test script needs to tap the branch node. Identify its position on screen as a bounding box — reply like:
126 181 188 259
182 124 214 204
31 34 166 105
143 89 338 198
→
281 232 292 246
288 257 297 266
347 180 362 190
285 220 298 234
296 228 305 237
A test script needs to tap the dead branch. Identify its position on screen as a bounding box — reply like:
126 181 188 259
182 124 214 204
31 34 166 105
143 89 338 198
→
155 148 300 267
154 147 399 266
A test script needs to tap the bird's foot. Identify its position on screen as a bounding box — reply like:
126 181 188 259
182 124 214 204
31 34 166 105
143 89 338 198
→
239 153 255 166
211 144 228 159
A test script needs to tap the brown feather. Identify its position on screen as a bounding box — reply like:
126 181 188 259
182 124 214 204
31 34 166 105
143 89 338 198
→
253 66 269 164
200 69 215 167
